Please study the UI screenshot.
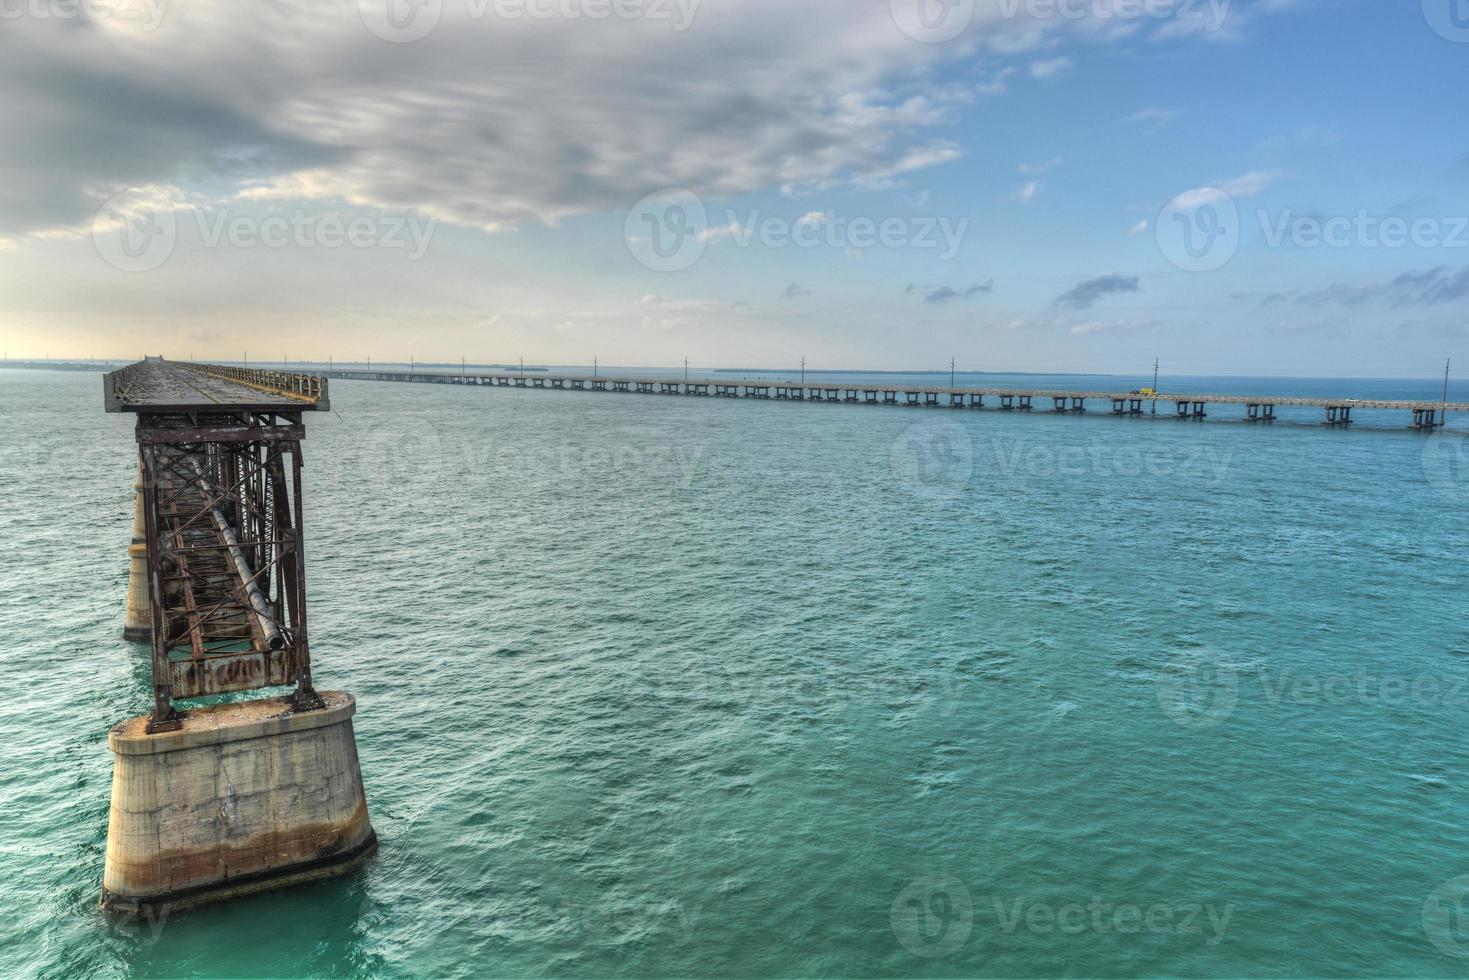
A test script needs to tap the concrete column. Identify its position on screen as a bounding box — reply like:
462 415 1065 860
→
123 463 151 642
101 691 377 917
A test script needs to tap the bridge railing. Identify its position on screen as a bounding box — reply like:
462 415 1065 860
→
188 363 328 406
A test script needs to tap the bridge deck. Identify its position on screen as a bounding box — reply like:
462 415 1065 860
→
104 358 328 413
318 369 1468 414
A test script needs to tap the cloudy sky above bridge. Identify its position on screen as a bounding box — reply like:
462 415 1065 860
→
1 0 1466 375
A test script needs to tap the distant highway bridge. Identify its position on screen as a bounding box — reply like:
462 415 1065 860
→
316 368 1464 429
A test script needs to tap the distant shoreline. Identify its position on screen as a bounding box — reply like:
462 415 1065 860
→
714 368 1108 378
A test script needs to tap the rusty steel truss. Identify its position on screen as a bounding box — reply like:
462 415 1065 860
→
105 359 330 732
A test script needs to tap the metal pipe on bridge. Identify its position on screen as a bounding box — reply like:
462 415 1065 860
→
186 458 285 652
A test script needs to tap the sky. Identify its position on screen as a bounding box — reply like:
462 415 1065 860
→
1 0 1467 376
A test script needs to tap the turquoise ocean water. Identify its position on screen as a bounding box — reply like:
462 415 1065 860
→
3 366 1469 978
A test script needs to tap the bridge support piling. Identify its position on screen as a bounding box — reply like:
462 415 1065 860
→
123 464 150 642
1413 408 1442 429
101 692 376 917
1178 400 1207 419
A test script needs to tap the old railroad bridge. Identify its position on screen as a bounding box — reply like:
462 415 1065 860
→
99 357 374 917
316 367 1466 429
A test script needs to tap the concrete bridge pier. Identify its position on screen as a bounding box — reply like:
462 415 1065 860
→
101 693 376 917
123 464 150 642
1412 407 1442 429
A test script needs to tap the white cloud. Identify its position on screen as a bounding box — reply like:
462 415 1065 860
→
0 0 1308 245
1013 181 1041 204
1151 0 1297 43
1125 108 1182 129
1128 219 1149 236
698 221 743 244
1070 319 1156 336
1019 157 1063 175
0 2 996 239
1171 169 1285 210
1029 57 1074 79
797 211 830 228
1220 169 1286 197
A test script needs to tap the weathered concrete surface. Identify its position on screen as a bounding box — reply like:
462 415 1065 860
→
101 691 376 915
122 468 149 642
